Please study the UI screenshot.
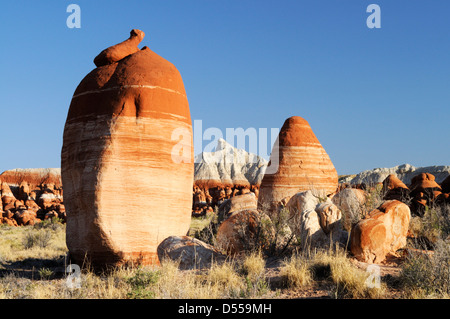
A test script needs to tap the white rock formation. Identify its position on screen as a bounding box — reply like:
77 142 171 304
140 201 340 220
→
345 164 450 186
194 138 268 186
286 190 347 250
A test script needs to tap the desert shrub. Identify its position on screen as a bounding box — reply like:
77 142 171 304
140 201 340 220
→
38 267 54 280
126 267 160 299
362 185 384 214
23 229 53 249
408 204 450 249
400 239 450 298
240 251 269 297
206 261 245 298
33 218 65 232
310 248 386 299
191 212 219 246
259 207 297 256
279 254 312 288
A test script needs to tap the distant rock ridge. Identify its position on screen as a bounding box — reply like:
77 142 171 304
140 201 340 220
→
0 168 62 187
194 138 268 188
344 164 450 185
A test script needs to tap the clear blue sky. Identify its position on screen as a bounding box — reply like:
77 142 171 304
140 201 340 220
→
0 0 449 175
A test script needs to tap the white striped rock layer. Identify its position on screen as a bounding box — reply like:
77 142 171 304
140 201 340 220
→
257 116 338 216
61 30 193 268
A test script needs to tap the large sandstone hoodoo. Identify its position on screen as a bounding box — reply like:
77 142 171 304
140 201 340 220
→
257 116 338 215
61 29 194 268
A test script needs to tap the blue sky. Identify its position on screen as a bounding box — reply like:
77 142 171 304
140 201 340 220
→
0 0 449 175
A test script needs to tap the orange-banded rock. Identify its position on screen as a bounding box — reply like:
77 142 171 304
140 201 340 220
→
350 200 411 263
381 174 410 201
61 29 193 268
217 192 258 222
0 168 62 189
216 210 264 255
1 182 16 210
257 116 338 216
409 173 441 216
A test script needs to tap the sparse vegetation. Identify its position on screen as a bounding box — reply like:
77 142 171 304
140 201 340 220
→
279 254 312 288
399 239 450 298
0 210 449 299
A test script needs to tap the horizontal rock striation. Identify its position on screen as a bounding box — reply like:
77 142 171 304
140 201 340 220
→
258 116 338 215
61 29 194 268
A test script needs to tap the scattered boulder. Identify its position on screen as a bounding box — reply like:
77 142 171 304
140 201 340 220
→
216 210 262 255
285 190 347 250
18 181 30 201
409 173 442 216
1 182 16 210
61 29 194 268
331 188 367 230
381 174 410 201
286 190 321 236
14 209 39 226
157 236 226 270
1 215 18 227
217 192 258 222
37 192 62 210
258 116 338 217
350 200 411 263
25 197 40 212
316 202 343 236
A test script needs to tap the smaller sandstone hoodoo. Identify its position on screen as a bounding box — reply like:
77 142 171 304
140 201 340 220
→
257 116 338 216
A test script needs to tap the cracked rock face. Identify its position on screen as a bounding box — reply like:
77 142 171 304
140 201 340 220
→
61 29 193 269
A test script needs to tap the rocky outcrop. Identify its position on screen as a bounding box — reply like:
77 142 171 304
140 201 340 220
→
194 138 268 189
192 138 267 214
331 188 367 230
0 175 65 226
286 190 347 250
0 168 62 188
381 174 410 201
216 210 262 255
344 164 450 186
408 173 442 216
61 29 194 268
350 200 411 263
257 116 338 216
157 236 226 270
217 192 258 222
